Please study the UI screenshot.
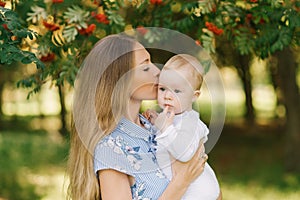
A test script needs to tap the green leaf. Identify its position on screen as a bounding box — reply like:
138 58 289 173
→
200 59 212 74
13 29 28 38
26 5 47 24
201 30 215 54
197 0 215 14
21 56 33 64
63 26 78 43
63 6 89 28
107 10 125 26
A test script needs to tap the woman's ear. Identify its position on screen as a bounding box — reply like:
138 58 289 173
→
192 90 201 102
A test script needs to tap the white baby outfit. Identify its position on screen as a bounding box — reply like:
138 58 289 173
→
155 110 220 200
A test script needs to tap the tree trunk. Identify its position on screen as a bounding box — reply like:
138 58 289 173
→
236 54 255 123
0 81 4 116
58 84 68 137
268 58 285 118
275 47 300 172
215 37 255 123
0 67 5 123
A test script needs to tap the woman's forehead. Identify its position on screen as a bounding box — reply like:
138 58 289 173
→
133 43 150 64
133 42 145 50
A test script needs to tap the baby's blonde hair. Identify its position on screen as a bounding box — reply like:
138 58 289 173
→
163 54 204 90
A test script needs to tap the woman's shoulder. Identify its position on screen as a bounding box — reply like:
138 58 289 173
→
93 127 140 175
94 117 149 170
95 122 132 156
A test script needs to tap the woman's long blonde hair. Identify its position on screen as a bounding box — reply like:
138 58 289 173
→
67 34 136 200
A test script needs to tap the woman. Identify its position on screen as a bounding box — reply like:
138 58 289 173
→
68 34 208 200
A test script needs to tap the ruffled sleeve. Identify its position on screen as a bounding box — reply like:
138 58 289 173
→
94 134 142 177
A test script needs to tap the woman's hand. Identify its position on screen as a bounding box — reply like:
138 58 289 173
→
171 142 207 186
159 143 207 200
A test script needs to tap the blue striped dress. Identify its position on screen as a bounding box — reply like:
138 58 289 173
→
94 115 170 200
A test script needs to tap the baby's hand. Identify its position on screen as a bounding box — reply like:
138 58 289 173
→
154 106 175 132
142 109 158 124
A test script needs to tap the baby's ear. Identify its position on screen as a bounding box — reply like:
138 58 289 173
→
192 90 201 102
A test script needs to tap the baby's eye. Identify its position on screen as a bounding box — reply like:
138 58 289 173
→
174 89 181 93
159 87 165 91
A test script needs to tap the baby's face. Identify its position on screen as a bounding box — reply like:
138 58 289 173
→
157 68 198 114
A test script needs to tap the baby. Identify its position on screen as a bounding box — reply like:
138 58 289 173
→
145 54 221 200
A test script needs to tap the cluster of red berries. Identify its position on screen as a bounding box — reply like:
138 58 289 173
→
78 24 96 35
205 22 223 35
137 26 148 35
2 24 18 40
2 24 8 30
40 53 55 62
43 21 60 31
0 1 6 7
150 0 163 5
91 12 109 25
52 0 64 3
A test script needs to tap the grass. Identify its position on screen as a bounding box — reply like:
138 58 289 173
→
0 129 69 200
209 123 300 200
0 118 300 200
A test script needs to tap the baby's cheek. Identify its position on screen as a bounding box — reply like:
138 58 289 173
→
157 94 163 102
157 98 163 107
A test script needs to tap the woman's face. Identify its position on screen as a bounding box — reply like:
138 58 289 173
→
130 42 160 101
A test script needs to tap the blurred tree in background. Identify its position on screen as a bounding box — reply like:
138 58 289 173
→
0 0 299 172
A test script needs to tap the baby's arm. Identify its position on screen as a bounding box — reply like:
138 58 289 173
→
142 109 158 124
156 113 207 162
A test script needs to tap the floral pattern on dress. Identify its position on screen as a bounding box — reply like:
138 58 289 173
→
132 182 151 200
140 115 158 161
100 135 143 170
95 116 170 199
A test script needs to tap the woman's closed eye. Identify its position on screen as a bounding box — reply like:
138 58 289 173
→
143 66 150 71
141 58 151 70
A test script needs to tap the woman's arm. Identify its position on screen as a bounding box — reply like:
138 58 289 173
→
98 169 132 200
99 144 207 200
159 143 208 200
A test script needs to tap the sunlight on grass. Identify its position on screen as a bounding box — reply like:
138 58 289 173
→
37 173 300 200
2 83 61 116
0 130 69 200
2 123 300 199
221 183 300 200
252 85 277 118
26 171 68 200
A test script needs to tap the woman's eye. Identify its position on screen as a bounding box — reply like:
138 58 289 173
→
143 64 150 72
174 89 181 93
